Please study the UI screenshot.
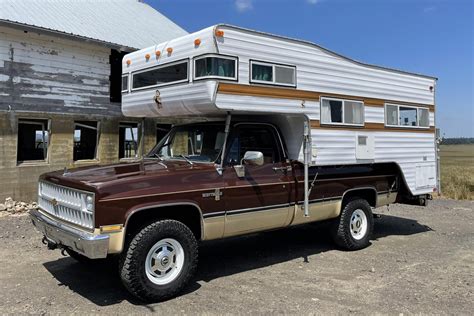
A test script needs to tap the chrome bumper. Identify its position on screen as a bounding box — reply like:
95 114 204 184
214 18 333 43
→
30 209 109 259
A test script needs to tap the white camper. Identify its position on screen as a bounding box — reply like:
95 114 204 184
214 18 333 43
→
122 24 438 201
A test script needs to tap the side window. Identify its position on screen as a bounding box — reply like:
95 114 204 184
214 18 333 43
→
321 97 364 126
227 125 282 165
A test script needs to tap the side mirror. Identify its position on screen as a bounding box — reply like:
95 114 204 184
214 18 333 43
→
242 151 264 166
233 151 264 178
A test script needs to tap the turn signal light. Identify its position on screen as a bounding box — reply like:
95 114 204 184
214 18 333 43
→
215 29 224 37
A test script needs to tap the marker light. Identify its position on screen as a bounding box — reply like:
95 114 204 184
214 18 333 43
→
215 29 224 37
126 59 131 66
145 53 150 60
166 47 173 54
155 50 161 57
194 38 201 46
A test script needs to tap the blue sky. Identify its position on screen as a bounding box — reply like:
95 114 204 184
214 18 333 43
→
146 0 473 137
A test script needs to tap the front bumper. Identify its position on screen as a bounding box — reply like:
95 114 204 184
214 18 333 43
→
30 209 109 259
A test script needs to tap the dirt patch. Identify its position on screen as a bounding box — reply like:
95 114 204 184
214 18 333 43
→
0 199 472 314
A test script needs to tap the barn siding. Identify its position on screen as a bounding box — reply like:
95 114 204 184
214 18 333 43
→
0 25 121 115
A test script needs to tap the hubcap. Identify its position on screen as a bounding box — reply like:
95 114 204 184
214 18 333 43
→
145 238 184 285
350 209 368 240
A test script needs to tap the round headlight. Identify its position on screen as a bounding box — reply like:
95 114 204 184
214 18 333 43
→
86 196 94 204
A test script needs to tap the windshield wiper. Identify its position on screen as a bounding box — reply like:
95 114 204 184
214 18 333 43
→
177 154 194 165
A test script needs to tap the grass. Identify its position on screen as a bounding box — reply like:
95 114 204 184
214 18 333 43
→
439 144 474 200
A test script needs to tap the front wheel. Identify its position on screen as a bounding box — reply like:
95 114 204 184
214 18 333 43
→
331 198 374 250
119 219 198 302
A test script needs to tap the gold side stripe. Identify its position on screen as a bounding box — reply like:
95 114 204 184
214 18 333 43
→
217 83 435 110
311 120 435 133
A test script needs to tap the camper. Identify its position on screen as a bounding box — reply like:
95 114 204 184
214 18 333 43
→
30 25 438 301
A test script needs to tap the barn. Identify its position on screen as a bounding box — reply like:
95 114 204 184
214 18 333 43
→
0 0 186 200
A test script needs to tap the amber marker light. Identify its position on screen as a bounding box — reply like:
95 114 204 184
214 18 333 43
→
194 38 201 46
155 50 161 57
215 29 224 37
126 59 131 66
145 53 151 60
167 47 173 54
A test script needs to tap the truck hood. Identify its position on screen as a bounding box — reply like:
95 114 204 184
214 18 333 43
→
40 159 216 190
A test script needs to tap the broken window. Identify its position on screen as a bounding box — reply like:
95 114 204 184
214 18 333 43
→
17 119 49 163
74 121 99 161
156 124 172 144
119 122 140 159
110 49 128 103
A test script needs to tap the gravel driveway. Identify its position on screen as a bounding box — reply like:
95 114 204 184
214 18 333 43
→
0 199 472 315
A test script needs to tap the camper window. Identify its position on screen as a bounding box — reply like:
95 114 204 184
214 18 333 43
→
321 98 364 126
131 60 188 91
250 61 296 87
385 104 430 128
121 75 128 93
194 55 237 80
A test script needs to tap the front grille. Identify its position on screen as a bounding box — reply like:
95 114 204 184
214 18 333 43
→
38 181 94 230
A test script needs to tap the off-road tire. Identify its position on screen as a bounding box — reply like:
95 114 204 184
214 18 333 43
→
119 220 198 302
331 198 374 250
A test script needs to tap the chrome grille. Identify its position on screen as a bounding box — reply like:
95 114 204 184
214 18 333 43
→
38 181 94 229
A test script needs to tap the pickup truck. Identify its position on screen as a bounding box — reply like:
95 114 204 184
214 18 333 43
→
31 120 400 301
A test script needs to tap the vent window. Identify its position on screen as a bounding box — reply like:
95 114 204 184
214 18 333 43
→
250 61 296 87
132 60 188 91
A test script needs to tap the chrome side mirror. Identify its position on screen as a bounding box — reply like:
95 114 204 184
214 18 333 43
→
242 151 264 166
233 151 264 178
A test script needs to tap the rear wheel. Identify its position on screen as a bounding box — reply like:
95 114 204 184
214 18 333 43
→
331 198 374 250
119 219 198 302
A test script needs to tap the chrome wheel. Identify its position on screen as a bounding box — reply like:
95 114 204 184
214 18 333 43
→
350 209 368 240
145 238 184 285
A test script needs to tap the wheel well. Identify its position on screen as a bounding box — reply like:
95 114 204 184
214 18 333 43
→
125 204 202 242
342 188 377 208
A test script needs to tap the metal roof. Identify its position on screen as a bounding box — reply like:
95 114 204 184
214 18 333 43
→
0 0 188 50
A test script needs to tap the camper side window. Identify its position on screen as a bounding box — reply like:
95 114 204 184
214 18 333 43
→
194 55 237 80
121 75 129 93
321 98 364 126
250 61 296 87
385 104 430 128
131 60 189 91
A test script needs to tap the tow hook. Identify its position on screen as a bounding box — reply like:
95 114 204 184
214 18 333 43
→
61 248 68 256
42 236 59 250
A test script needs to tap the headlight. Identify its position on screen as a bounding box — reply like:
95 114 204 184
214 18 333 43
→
85 195 94 212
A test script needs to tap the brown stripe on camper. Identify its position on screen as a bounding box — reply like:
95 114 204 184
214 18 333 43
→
217 83 435 110
310 120 435 133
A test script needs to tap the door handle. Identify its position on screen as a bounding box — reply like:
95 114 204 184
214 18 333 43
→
272 166 292 173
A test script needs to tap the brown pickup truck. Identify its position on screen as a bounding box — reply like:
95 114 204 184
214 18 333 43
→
31 120 406 301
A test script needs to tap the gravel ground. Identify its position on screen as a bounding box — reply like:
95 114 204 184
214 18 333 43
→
0 199 472 315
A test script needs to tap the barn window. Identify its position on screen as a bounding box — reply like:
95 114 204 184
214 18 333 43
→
131 60 189 91
321 98 364 126
250 61 296 87
385 104 430 128
74 121 99 161
110 49 127 103
17 119 49 163
119 122 141 159
194 55 237 80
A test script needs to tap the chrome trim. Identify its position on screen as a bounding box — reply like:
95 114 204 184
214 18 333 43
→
341 186 378 206
30 209 109 259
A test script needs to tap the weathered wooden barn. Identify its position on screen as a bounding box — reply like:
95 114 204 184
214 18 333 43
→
0 0 187 201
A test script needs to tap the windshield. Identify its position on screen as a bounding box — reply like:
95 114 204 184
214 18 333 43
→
148 123 226 163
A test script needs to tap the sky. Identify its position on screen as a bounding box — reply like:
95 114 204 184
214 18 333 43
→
145 0 473 138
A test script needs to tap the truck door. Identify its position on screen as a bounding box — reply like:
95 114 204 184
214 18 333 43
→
222 123 293 237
